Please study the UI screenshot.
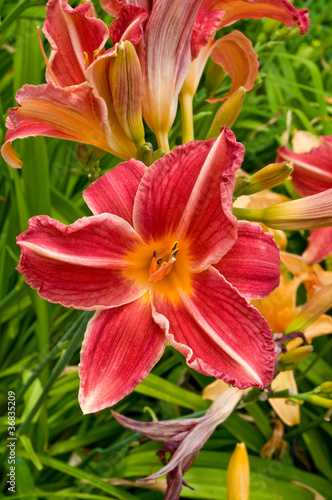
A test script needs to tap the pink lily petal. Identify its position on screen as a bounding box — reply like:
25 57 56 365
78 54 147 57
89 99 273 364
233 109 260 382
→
134 128 244 271
1 120 80 169
215 221 280 299
43 0 109 87
1 82 118 168
101 0 152 17
302 227 332 265
84 159 147 224
151 267 276 389
17 214 147 310
191 8 224 59
278 137 332 196
79 300 166 413
109 4 149 45
100 0 125 16
202 0 310 34
207 31 259 101
142 0 202 142
85 52 138 160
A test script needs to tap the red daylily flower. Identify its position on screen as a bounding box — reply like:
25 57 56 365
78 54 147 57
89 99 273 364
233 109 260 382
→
278 132 332 265
17 128 279 414
112 386 243 500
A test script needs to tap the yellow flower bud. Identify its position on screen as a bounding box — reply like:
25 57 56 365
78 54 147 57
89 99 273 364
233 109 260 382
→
206 87 246 139
204 59 226 98
279 345 314 370
109 41 145 148
241 162 293 196
227 442 250 500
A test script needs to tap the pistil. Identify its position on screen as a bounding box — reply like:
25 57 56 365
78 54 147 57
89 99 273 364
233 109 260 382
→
149 242 179 282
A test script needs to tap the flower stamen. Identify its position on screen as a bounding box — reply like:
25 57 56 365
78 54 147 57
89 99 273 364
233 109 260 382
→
149 241 179 282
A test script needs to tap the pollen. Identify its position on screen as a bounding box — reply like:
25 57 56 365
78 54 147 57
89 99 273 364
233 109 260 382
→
123 236 192 302
148 241 179 281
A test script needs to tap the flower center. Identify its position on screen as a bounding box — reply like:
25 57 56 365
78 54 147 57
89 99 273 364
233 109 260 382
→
148 242 179 282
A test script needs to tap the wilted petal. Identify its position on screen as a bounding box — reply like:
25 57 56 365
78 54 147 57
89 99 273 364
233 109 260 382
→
270 370 300 426
134 128 244 271
278 136 332 196
142 0 202 145
109 4 149 45
43 0 109 86
146 387 243 480
112 411 202 442
1 82 115 168
202 0 310 34
79 300 166 413
207 31 259 101
17 214 147 309
85 52 138 159
84 159 147 224
114 387 242 498
215 221 280 299
303 227 332 265
152 267 276 389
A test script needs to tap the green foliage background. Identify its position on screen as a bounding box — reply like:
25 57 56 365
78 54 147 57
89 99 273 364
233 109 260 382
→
0 0 332 498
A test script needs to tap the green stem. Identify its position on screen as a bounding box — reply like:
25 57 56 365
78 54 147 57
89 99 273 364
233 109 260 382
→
18 311 93 435
179 92 194 144
233 207 265 223
291 393 332 409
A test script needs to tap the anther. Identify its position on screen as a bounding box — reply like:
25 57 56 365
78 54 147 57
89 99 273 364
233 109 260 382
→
172 249 179 258
152 250 156 258
171 241 178 251
156 258 163 265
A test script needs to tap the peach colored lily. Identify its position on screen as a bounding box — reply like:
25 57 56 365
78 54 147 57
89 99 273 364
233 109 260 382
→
252 270 332 425
17 129 279 414
1 0 139 168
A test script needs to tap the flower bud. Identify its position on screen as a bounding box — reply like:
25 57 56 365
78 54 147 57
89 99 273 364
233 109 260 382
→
279 345 313 371
204 59 226 98
314 381 332 399
285 283 332 334
76 144 106 169
241 162 293 196
206 87 246 139
234 188 332 230
137 142 154 166
233 174 251 198
227 442 250 500
109 41 145 148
